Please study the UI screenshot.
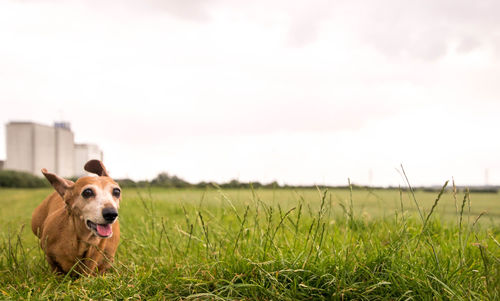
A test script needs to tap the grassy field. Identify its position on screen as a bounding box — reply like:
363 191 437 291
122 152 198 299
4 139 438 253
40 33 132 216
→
0 185 499 300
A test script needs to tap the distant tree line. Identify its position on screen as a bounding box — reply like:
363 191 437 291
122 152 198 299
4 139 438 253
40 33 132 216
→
0 169 280 189
115 172 283 189
0 170 49 188
0 169 498 193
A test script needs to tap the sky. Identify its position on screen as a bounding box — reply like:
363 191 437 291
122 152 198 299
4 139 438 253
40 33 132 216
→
0 0 499 186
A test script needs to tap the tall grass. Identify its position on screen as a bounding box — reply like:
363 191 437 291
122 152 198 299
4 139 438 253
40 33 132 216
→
0 185 499 300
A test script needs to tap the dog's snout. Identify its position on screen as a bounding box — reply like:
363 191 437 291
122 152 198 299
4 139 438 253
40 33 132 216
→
102 207 118 222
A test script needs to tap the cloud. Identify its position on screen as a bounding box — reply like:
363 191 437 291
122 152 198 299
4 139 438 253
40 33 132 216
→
456 36 481 53
284 0 332 47
240 0 500 59
341 0 500 60
12 0 213 22
119 0 213 21
72 99 400 149
10 0 500 59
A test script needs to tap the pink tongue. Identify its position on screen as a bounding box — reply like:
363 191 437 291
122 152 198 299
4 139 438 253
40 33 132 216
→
97 224 112 236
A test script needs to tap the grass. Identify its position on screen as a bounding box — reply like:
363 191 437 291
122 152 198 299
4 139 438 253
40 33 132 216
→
0 184 499 300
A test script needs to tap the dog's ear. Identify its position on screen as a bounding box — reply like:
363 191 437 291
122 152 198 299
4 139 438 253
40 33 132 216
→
41 168 74 197
84 160 110 177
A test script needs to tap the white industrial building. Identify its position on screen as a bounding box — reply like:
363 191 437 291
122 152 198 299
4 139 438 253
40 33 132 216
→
74 143 103 177
3 121 103 177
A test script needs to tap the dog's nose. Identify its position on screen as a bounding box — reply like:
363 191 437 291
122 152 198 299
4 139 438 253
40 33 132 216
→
102 207 118 222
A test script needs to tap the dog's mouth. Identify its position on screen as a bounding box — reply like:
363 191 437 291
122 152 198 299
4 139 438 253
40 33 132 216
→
86 220 113 238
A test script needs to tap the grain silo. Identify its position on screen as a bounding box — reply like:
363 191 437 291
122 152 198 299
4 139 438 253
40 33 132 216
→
4 121 100 178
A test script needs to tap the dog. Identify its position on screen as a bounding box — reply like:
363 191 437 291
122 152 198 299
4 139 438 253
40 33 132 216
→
31 160 121 276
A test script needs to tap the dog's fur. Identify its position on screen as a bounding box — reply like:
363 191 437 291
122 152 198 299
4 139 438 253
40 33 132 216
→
32 160 121 276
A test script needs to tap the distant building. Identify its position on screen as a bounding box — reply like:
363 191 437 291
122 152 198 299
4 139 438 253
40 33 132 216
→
4 121 102 177
74 144 103 177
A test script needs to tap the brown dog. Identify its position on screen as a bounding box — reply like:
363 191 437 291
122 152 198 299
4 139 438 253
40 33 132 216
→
32 160 121 276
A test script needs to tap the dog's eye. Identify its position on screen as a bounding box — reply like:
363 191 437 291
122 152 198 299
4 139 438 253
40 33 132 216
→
112 188 121 198
81 188 94 198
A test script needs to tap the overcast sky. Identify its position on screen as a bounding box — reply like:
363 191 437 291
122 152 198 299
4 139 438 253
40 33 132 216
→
1 0 499 186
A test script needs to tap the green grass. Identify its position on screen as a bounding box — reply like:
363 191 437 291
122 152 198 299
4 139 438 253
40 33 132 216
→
1 185 499 300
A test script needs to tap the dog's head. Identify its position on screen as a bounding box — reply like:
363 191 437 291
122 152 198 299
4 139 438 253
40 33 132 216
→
41 160 121 238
